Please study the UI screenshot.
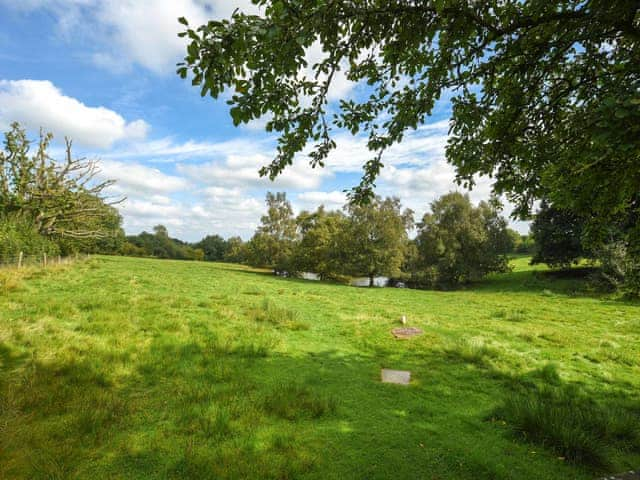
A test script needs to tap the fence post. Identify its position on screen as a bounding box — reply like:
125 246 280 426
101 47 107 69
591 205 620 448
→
18 251 23 268
58 255 61 265
43 252 47 268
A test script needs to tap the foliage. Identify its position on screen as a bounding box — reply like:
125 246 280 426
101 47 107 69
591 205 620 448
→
592 241 640 298
0 214 60 258
343 196 413 286
292 206 348 279
530 202 586 268
194 234 229 261
413 193 511 286
514 234 536 255
125 225 203 260
223 236 248 263
177 1 640 242
247 192 297 272
0 123 122 243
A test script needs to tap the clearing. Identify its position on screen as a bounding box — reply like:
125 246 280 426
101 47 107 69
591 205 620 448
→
0 256 638 479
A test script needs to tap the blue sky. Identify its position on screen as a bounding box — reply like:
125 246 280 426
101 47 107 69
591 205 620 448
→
0 0 528 241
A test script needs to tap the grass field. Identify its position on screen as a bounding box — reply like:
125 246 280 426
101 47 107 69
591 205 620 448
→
1 256 639 479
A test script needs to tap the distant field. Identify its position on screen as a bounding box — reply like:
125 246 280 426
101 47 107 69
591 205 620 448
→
1 256 639 479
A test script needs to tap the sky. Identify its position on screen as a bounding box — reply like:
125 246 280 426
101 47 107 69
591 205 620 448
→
0 0 529 241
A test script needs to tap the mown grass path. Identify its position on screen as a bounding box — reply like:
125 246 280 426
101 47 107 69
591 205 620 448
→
1 256 638 479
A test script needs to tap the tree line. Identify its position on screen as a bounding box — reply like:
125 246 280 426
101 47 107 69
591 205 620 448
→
240 191 525 288
122 226 245 263
3 122 633 295
178 1 639 296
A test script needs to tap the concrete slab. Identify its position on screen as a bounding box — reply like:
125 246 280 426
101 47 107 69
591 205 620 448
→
391 327 423 339
381 369 411 385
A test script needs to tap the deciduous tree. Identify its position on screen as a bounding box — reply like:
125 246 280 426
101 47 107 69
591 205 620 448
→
0 122 121 242
293 206 348 279
344 196 413 286
248 192 297 273
414 192 510 286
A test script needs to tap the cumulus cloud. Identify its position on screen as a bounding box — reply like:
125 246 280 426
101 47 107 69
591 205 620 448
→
99 160 189 195
295 191 347 211
179 159 327 191
119 189 264 241
2 0 259 74
0 79 148 148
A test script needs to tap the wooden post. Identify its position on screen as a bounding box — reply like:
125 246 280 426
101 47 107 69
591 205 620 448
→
43 252 47 268
58 255 61 265
18 251 23 268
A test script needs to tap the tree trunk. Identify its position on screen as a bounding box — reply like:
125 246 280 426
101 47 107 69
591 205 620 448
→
369 274 375 287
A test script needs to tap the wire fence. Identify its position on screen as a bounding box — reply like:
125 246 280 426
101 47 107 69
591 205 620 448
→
0 252 90 269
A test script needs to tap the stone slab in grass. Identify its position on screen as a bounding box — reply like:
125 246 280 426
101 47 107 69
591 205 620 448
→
391 327 423 339
381 369 411 385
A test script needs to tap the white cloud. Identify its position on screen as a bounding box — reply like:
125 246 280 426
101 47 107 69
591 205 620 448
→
99 160 189 195
296 191 347 211
104 136 266 161
120 190 264 241
179 157 327 191
0 79 148 148
321 120 450 174
2 0 259 74
93 0 211 74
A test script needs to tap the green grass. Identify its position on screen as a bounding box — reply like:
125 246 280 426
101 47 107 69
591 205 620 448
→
0 255 639 479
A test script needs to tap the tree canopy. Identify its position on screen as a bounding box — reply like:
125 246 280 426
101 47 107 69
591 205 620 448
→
344 196 413 286
414 192 511 286
247 192 297 273
178 1 639 230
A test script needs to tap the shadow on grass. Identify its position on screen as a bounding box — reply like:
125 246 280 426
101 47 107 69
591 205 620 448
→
2 330 639 480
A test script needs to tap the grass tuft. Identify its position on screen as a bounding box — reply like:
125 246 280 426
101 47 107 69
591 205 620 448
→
263 383 337 420
493 383 640 468
447 337 499 365
491 308 529 322
0 268 25 294
254 298 310 330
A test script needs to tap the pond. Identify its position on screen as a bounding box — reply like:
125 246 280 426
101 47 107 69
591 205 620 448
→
297 272 390 287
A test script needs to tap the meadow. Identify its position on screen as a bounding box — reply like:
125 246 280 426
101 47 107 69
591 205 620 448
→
0 255 639 479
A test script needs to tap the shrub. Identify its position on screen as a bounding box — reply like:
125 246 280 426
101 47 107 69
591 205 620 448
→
0 215 59 259
592 242 640 298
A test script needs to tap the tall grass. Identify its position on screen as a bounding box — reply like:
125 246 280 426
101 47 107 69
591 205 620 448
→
253 298 310 330
446 337 500 365
493 380 640 468
263 383 337 420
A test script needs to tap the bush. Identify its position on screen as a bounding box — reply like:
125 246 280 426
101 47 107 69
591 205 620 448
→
0 215 59 259
592 242 640 298
405 266 439 289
